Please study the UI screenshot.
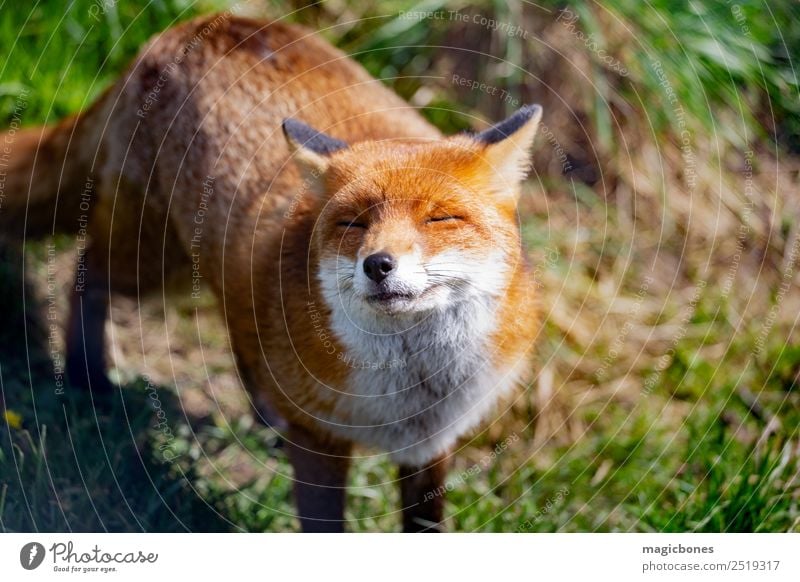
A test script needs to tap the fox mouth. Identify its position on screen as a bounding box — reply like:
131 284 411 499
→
364 284 444 312
366 291 415 303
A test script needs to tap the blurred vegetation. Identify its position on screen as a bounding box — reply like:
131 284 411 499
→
1 0 798 532
0 0 227 122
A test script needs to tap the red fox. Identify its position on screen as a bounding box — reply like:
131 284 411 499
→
0 14 541 532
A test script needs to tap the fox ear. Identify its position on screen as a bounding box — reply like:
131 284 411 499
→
282 118 348 177
475 104 542 190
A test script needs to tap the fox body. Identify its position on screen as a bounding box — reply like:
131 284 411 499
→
1 15 541 531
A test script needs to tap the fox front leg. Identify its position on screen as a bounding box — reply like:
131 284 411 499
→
285 423 351 532
398 455 449 532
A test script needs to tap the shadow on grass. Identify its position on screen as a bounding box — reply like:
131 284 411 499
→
0 243 234 532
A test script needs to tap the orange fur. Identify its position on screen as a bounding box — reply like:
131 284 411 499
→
0 14 542 531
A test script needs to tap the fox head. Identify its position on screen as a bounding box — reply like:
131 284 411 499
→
282 105 542 320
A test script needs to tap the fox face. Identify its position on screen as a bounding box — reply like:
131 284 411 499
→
315 160 514 317
283 105 542 320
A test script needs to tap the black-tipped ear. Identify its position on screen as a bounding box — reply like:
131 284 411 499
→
475 105 543 193
282 119 348 179
282 118 348 155
475 104 542 145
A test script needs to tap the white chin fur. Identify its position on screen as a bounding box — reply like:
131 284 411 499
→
315 249 515 465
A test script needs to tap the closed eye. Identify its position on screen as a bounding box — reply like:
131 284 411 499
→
337 220 367 229
427 215 463 223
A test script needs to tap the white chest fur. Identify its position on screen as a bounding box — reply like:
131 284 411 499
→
323 297 520 466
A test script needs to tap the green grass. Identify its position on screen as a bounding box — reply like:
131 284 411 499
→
2 343 799 532
1 0 799 532
0 0 231 124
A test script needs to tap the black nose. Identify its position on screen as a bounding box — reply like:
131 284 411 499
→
363 252 396 283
